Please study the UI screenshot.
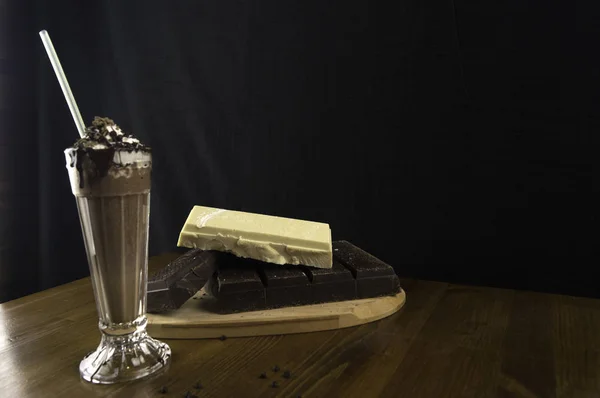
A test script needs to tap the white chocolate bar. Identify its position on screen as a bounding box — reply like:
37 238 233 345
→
177 206 333 268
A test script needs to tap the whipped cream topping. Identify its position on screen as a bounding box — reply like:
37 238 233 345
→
65 117 151 188
72 117 148 152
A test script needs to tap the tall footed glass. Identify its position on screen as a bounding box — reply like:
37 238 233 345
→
65 146 171 384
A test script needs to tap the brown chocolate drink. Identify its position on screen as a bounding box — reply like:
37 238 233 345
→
65 117 152 327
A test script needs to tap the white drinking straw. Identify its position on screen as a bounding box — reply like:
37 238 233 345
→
39 30 86 138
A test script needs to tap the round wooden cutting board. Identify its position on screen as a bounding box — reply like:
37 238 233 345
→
147 288 406 339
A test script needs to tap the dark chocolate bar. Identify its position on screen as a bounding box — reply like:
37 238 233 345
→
147 249 215 313
209 241 401 313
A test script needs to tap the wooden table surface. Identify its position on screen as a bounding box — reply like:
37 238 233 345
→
1 253 600 398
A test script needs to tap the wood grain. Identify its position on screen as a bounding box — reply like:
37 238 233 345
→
147 289 406 339
1 254 600 397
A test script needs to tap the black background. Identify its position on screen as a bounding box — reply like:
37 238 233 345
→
1 0 597 302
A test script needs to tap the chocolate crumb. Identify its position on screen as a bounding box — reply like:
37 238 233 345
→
272 365 280 372
271 381 279 388
194 382 203 389
283 370 292 379
159 386 168 394
219 335 227 341
259 372 267 379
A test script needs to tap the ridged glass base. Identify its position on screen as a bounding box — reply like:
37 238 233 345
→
79 329 171 384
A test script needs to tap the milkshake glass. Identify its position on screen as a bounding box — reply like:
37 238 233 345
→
65 117 171 384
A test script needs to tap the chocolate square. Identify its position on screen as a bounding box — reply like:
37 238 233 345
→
333 241 400 299
210 254 267 312
258 265 312 308
303 260 356 303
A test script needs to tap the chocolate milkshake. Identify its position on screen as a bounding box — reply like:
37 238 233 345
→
65 117 170 384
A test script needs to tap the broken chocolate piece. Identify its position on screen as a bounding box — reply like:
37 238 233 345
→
147 249 215 313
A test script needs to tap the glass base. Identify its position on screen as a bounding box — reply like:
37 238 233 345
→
79 329 171 384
